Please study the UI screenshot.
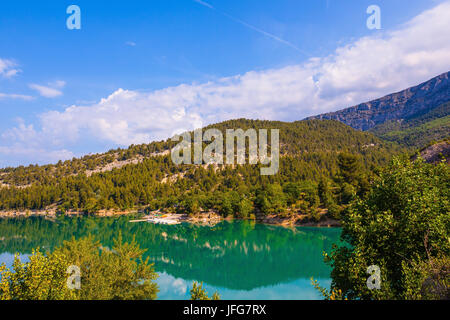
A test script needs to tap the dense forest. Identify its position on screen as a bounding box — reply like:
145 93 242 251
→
0 119 406 220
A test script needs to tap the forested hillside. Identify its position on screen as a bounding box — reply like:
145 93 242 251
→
0 119 405 219
369 101 450 148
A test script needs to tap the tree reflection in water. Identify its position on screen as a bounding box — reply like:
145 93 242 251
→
0 217 341 291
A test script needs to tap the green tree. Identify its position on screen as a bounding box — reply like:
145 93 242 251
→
322 157 449 300
219 194 234 217
0 250 76 300
337 153 362 186
190 282 220 300
298 181 320 209
256 184 287 215
318 177 334 207
339 182 356 204
237 198 253 219
0 235 159 300
283 182 302 206
183 197 200 215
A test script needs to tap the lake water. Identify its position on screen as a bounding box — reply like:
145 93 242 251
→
0 216 341 299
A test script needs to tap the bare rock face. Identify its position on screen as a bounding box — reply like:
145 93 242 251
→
412 141 450 164
306 71 450 131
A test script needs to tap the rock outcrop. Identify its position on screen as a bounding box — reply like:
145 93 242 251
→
306 71 450 131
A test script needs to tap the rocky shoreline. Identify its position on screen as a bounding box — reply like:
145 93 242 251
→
0 209 340 227
0 209 131 219
258 212 341 227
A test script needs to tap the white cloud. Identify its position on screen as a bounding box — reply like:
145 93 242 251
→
50 80 66 88
0 119 75 167
1 1 450 166
0 145 74 167
0 93 33 101
0 58 21 78
29 81 65 98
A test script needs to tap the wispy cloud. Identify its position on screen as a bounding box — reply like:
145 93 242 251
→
193 0 309 56
29 81 66 98
0 93 34 101
0 58 21 78
194 0 213 9
50 80 66 88
125 41 137 47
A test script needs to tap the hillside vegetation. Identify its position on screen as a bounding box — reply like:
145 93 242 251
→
369 101 449 148
0 119 405 219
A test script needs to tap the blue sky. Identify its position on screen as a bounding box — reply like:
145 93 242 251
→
0 0 449 167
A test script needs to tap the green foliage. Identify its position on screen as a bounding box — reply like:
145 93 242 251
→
322 157 450 300
339 183 356 205
370 101 450 149
256 184 287 215
0 235 159 300
0 250 76 300
311 278 346 300
237 198 253 219
182 197 200 216
0 119 405 219
327 203 342 220
318 177 334 207
401 255 449 300
190 281 220 300
337 153 362 186
337 153 370 201
283 182 302 206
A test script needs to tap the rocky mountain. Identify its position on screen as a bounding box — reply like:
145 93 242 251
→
306 71 450 131
412 140 450 164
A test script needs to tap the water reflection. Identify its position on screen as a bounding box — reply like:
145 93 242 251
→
0 217 340 299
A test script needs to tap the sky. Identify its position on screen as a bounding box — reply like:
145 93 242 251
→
0 0 449 167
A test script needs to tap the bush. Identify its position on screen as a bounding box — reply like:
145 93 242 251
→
256 184 287 215
327 203 342 220
237 198 253 219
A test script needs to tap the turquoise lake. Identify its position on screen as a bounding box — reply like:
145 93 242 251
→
0 216 341 299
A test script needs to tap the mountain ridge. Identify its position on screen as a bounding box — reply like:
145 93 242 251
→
305 71 450 131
